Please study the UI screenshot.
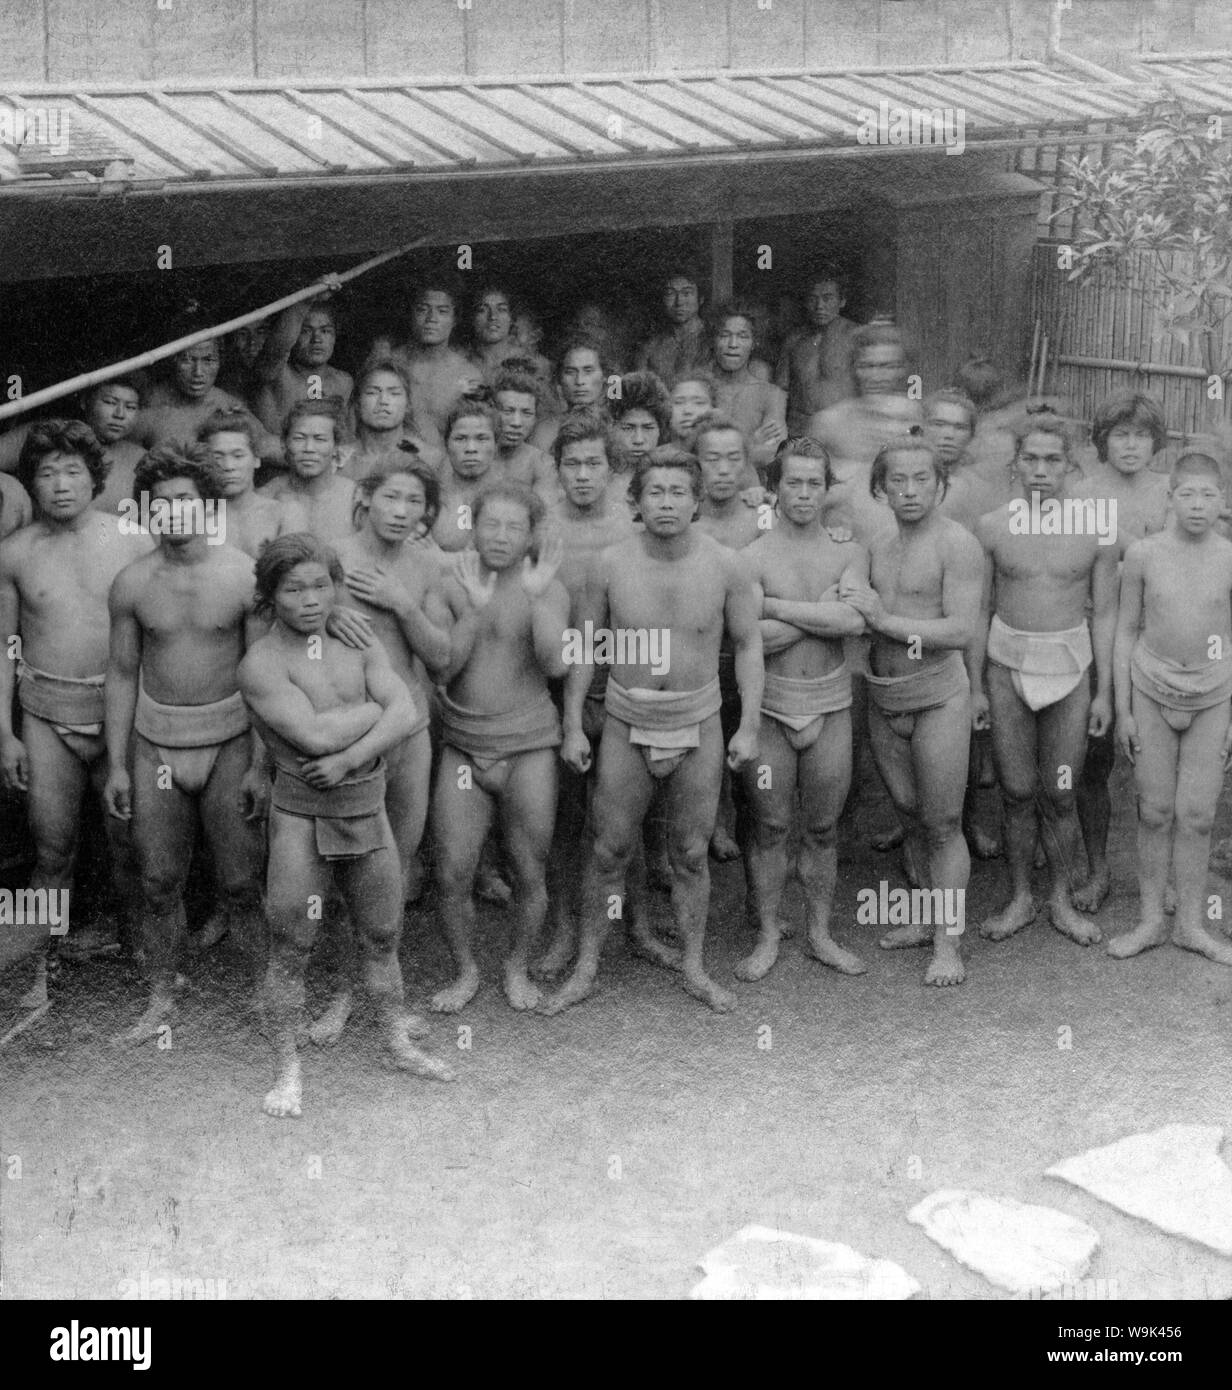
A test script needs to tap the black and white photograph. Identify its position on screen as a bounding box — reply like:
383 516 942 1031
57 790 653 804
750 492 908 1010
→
2 0 1232 1329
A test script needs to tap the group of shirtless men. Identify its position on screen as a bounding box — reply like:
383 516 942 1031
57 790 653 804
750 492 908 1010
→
3 263 1231 1119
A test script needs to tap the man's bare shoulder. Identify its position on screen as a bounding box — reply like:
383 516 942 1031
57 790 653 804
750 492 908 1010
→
974 503 1012 546
239 630 284 682
110 548 160 603
937 515 985 563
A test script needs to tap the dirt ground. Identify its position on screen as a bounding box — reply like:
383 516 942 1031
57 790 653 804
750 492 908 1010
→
3 754 1232 1301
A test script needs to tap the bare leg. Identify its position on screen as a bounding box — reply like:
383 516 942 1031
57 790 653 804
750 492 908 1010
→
541 751 589 979
1074 721 1114 911
540 718 654 1014
963 731 1001 859
709 767 741 861
199 734 266 979
798 711 864 974
1036 684 1101 945
498 749 558 1010
1108 688 1175 959
1169 701 1232 964
867 705 932 950
737 718 796 981
980 664 1040 941
430 748 493 1012
664 714 734 1012
383 729 433 906
340 829 454 1079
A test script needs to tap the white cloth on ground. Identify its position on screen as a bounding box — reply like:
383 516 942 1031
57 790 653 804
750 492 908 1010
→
691 1224 920 1300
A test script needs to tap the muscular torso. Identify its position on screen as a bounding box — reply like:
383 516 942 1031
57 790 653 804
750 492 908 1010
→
753 530 854 680
984 507 1103 633
394 347 482 451
809 396 920 544
778 320 857 428
696 501 763 552
601 531 732 692
549 498 636 600
445 576 555 714
128 546 255 705
261 474 355 544
134 384 251 449
225 491 308 559
333 535 436 697
255 364 353 436
251 634 370 766
869 519 965 677
6 515 150 676
1071 466 1169 556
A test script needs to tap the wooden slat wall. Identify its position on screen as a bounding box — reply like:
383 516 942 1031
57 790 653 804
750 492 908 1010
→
0 0 1213 84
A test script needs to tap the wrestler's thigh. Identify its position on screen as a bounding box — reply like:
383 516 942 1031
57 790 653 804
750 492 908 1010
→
499 748 559 865
384 729 432 855
590 719 656 859
867 702 918 820
1037 679 1092 790
22 714 90 852
799 708 853 828
742 717 798 827
199 734 263 886
1128 687 1180 810
663 713 724 851
131 737 197 886
431 745 494 881
911 692 971 828
265 808 330 928
1174 700 1229 818
986 663 1038 796
337 838 403 947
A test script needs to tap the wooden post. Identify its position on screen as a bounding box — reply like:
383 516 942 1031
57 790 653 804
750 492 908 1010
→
709 219 734 309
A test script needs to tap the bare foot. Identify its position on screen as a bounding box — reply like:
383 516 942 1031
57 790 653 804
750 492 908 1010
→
475 868 511 907
503 967 541 1011
262 1060 303 1119
681 968 736 1012
709 827 740 862
305 989 354 1046
805 933 867 975
924 937 965 986
18 956 48 1010
1049 898 1102 946
532 938 573 980
871 824 905 852
734 936 779 982
628 922 683 972
1071 866 1111 913
879 924 932 950
384 1017 455 1079
979 895 1037 942
964 822 1001 859
537 970 596 1016
1172 923 1232 966
429 969 480 1014
1164 883 1177 915
111 991 175 1047
1107 919 1168 959
190 912 229 953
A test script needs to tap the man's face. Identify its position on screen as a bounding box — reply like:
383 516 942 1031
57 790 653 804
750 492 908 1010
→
149 476 205 547
698 428 746 501
1015 430 1071 500
274 560 334 633
1104 420 1157 476
854 345 906 397
495 389 537 449
924 402 974 466
615 408 660 465
294 309 336 368
230 322 268 368
883 452 941 522
207 431 258 498
86 384 140 444
776 455 827 525
670 380 712 439
558 438 611 507
1170 468 1224 536
447 415 496 481
475 497 533 570
663 277 700 326
31 450 94 520
560 349 604 408
358 371 408 431
639 466 697 537
368 472 428 543
474 292 513 345
411 291 455 346
173 344 220 400
715 316 754 373
285 415 338 479
806 281 845 329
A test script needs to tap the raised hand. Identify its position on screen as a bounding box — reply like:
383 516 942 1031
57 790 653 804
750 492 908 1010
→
455 549 498 609
521 532 563 599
